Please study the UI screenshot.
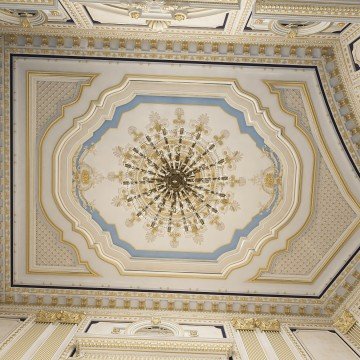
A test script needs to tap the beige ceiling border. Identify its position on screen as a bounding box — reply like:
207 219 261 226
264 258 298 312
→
252 80 360 284
26 70 99 277
1 37 359 316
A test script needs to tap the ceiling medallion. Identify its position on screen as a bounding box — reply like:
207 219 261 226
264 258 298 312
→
111 108 243 247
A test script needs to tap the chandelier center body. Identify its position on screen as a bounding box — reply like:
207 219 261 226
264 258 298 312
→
166 169 187 191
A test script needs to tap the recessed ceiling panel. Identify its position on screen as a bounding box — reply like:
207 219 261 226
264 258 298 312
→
83 3 228 30
11 56 360 296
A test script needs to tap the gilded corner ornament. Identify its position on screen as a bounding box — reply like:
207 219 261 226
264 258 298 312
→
256 319 280 332
231 317 257 330
231 317 280 331
333 310 356 334
36 310 86 324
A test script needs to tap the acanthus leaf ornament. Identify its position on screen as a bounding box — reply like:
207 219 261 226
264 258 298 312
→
231 317 257 330
256 318 280 332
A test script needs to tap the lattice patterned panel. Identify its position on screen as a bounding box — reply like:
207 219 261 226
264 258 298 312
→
1 323 48 360
347 324 360 350
32 323 74 360
239 330 267 360
266 331 297 360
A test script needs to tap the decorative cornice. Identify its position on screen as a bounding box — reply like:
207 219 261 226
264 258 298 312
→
1 29 359 317
0 27 341 44
36 310 86 324
255 0 360 20
75 336 234 357
333 310 356 334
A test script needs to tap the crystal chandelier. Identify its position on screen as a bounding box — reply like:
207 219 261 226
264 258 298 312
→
111 108 243 247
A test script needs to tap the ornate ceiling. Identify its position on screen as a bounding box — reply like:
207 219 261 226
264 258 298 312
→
0 0 359 319
11 56 359 297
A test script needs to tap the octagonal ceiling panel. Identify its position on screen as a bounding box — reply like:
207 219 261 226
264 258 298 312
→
11 56 360 296
57 76 297 275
